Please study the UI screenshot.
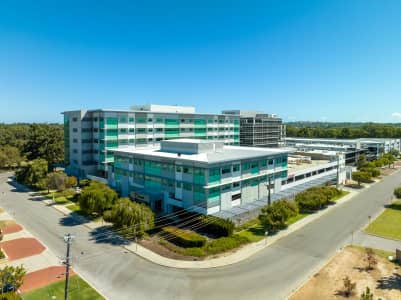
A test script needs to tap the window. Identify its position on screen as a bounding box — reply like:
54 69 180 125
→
120 128 127 133
176 182 182 188
222 184 231 191
233 164 240 172
129 117 135 123
72 117 78 122
73 128 78 132
221 166 231 174
176 166 182 172
129 128 135 133
119 117 126 123
148 128 153 132
72 138 78 143
232 193 241 201
94 117 98 122
183 166 192 174
268 159 274 165
148 118 153 122
233 182 240 187
183 183 192 191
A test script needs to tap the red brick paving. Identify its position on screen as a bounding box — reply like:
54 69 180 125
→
1 223 23 234
20 266 75 293
0 237 45 260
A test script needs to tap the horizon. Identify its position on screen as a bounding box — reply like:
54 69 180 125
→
1 1 401 123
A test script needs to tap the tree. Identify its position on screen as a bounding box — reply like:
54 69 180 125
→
23 124 64 171
103 198 154 237
352 171 372 186
0 265 26 293
357 154 368 170
366 248 377 271
65 176 77 188
78 182 118 215
342 276 356 297
15 158 48 187
258 200 298 233
0 145 22 169
360 287 373 300
45 172 67 193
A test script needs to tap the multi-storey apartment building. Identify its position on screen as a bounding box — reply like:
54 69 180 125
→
63 105 240 178
112 139 289 215
222 110 285 147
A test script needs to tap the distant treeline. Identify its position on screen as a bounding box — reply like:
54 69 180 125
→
0 123 64 170
286 123 401 139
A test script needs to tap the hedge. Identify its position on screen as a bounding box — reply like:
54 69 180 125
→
295 186 342 213
197 216 234 237
206 235 249 255
161 226 207 248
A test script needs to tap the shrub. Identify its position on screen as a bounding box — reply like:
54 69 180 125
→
206 235 249 255
342 276 356 297
197 216 234 237
79 179 91 187
295 186 342 213
394 187 401 199
161 226 206 248
259 199 298 232
352 171 372 186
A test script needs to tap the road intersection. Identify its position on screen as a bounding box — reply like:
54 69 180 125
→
0 171 400 300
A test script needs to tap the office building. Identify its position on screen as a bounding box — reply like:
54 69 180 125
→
63 105 240 178
112 139 290 215
222 110 285 147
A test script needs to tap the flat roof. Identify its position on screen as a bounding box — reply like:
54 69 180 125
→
62 109 238 117
114 145 291 164
287 158 331 173
286 137 387 145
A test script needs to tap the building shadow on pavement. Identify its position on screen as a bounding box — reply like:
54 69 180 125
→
59 213 90 227
89 226 130 246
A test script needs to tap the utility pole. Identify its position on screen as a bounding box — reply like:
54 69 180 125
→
63 233 74 300
267 177 272 206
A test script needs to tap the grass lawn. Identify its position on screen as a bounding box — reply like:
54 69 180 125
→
286 212 310 225
65 203 81 212
236 222 265 242
22 275 104 300
236 212 311 242
365 201 401 240
332 190 350 201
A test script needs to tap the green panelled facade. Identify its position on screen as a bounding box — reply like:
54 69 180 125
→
113 152 288 213
92 111 240 174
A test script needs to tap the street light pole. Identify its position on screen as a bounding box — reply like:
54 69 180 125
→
63 233 74 300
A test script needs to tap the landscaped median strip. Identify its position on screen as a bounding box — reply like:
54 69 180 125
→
123 189 359 269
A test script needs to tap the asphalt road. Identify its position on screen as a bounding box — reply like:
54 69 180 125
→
1 171 400 300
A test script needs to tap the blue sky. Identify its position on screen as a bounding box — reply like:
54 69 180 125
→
1 0 401 123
